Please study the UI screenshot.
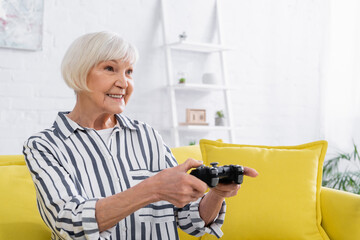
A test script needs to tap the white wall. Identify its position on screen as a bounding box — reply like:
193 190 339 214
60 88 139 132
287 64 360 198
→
0 0 329 154
322 0 360 155
222 0 328 147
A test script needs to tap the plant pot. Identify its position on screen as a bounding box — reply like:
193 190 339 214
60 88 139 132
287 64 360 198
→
202 73 218 85
215 117 225 126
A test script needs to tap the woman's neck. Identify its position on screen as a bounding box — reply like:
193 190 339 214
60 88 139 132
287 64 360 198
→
67 104 117 130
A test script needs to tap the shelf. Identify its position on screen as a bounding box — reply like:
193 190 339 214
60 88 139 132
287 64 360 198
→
161 0 235 147
159 126 240 132
176 125 232 131
170 83 228 91
166 41 232 53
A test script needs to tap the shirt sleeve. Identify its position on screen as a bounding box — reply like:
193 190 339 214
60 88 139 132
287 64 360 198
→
176 196 226 238
23 136 115 240
163 143 226 238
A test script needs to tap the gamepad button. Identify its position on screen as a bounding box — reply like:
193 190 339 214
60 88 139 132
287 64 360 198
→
210 162 219 167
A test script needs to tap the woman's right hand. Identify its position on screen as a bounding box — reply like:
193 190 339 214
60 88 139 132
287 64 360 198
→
148 158 208 208
95 158 207 231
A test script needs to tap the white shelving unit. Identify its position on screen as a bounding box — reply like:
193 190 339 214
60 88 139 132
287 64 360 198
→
177 125 233 131
170 83 229 91
167 41 232 53
160 0 235 147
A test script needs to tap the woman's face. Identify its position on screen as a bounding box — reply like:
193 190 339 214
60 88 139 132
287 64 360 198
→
79 59 134 115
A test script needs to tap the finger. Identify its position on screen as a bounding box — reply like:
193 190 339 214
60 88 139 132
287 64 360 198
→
190 191 203 201
188 176 208 193
210 184 240 198
176 158 203 172
187 174 208 193
215 183 240 191
244 166 258 177
214 184 240 197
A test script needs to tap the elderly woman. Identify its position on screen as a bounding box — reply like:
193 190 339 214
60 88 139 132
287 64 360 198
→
23 31 258 240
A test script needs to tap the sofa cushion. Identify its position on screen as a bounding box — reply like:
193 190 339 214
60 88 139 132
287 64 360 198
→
171 145 203 164
199 139 330 240
0 159 50 240
171 145 203 240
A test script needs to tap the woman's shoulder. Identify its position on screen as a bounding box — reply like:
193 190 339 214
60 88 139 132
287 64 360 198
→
24 127 56 143
23 127 60 158
25 111 73 144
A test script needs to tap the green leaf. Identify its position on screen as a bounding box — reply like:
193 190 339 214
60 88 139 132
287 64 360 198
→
322 144 360 195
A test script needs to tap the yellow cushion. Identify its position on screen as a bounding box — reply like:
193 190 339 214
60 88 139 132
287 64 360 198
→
0 162 50 239
199 139 329 240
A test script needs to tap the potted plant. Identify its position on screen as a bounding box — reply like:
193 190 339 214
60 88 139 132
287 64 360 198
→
189 140 196 146
322 143 360 194
179 77 186 84
215 110 225 126
177 71 186 84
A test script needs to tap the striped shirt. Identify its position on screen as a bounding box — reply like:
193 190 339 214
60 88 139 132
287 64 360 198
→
23 112 225 240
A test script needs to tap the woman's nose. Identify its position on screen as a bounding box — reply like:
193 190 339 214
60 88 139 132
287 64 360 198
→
115 73 128 88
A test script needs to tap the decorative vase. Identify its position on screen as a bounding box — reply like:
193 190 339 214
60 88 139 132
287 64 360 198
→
215 117 225 126
202 73 218 84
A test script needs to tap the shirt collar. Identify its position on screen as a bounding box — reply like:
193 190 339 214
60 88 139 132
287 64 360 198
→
54 112 138 139
115 114 138 131
53 112 84 139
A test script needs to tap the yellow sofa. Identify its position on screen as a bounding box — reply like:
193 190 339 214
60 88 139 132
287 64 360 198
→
1 145 359 240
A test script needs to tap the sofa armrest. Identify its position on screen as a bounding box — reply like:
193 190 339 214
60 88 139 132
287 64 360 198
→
320 187 360 240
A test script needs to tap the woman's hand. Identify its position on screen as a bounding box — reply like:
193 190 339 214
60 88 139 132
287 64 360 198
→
95 159 206 232
209 166 258 198
199 166 258 225
149 158 208 208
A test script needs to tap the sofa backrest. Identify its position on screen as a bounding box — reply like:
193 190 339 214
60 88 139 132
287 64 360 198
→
0 155 51 240
0 148 203 240
170 145 203 165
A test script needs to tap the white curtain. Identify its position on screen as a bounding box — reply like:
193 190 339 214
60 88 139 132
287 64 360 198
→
322 0 360 154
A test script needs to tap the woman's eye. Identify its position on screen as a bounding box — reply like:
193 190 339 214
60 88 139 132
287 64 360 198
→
127 69 133 75
105 66 114 72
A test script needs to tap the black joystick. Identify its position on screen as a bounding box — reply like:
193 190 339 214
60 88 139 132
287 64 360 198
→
189 164 219 188
190 162 244 188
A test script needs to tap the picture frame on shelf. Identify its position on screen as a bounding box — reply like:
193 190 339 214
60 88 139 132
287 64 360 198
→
187 109 206 124
180 109 209 126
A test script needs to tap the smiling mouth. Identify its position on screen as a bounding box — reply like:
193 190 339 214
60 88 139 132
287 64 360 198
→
107 94 124 99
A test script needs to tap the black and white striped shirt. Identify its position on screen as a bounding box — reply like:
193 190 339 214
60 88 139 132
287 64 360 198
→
23 112 225 240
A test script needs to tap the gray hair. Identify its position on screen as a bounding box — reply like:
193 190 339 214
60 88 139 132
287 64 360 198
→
61 31 139 92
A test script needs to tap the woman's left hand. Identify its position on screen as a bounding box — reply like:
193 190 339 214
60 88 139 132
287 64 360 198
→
199 166 258 225
209 166 258 198
208 183 241 198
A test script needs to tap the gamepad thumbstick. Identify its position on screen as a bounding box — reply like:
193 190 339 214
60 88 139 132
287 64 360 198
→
210 162 218 167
